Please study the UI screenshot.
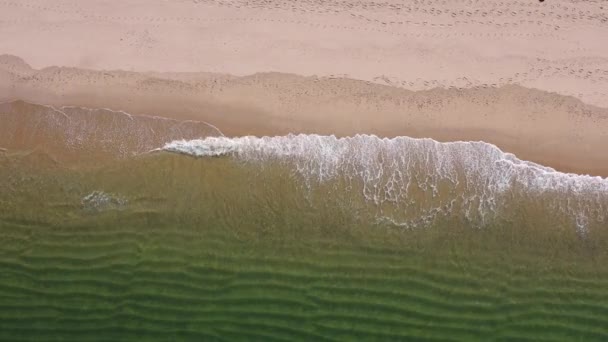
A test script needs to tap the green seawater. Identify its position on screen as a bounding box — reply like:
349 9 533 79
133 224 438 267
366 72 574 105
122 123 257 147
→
1 150 608 341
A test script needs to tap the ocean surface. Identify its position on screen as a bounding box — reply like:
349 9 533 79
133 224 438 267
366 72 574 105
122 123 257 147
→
1 101 608 341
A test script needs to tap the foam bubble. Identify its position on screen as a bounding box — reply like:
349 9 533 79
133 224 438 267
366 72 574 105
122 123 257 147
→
81 191 127 212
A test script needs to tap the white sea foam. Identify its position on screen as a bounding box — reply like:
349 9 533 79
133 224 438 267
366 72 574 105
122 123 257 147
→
162 135 608 233
81 191 127 212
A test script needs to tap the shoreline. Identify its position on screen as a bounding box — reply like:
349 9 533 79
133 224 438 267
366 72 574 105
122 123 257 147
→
2 56 608 177
2 98 608 178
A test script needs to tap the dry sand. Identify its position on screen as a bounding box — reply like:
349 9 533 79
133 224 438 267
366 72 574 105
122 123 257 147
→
1 0 608 176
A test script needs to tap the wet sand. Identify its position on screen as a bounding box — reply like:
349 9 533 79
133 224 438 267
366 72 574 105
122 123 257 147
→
1 57 608 177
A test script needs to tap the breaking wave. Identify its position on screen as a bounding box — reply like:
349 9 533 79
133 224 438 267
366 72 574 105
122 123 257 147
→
163 135 608 234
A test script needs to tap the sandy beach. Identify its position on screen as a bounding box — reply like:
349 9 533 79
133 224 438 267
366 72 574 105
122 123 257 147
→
1 0 608 176
3 2 608 341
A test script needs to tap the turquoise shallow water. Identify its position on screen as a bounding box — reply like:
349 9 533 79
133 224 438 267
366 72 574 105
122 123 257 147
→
0 147 607 341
